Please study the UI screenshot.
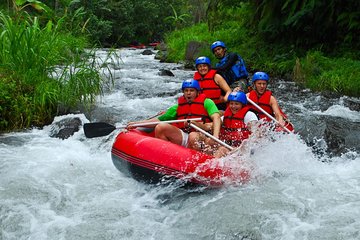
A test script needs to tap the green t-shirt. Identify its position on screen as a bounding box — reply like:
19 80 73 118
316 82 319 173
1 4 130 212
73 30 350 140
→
158 98 219 121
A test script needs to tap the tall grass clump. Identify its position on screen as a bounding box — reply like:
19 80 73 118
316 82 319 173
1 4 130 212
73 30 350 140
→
293 51 360 97
0 12 105 131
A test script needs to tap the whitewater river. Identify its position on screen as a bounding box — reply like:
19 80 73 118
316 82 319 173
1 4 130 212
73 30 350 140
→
1 48 360 240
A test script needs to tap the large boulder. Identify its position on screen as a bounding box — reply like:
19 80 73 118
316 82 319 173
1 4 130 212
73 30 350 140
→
142 49 154 55
49 117 82 139
343 97 360 111
155 42 167 51
154 42 168 62
155 50 168 62
158 69 174 76
184 41 208 69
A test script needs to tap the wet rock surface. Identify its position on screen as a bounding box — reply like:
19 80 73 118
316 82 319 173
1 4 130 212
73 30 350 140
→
271 81 360 156
49 117 82 140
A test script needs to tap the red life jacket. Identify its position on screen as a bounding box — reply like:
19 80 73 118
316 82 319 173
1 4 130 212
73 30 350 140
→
174 93 211 132
248 90 273 121
194 69 222 104
248 90 294 132
220 106 251 147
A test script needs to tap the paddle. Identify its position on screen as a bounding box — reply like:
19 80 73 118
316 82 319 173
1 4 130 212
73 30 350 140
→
84 118 203 138
246 97 292 134
188 122 234 150
188 98 293 154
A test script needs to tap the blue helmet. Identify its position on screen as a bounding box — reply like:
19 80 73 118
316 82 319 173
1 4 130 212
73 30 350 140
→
182 79 201 91
211 41 226 52
252 71 269 83
195 56 211 66
228 91 247 105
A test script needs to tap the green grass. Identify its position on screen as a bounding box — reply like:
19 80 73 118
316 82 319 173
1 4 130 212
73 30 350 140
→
296 51 360 96
165 23 360 97
0 11 108 131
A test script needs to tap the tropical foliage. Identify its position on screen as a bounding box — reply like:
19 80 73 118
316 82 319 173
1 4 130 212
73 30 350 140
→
250 0 360 55
207 0 360 57
166 0 360 96
0 0 359 132
164 4 190 30
0 8 107 131
15 0 195 46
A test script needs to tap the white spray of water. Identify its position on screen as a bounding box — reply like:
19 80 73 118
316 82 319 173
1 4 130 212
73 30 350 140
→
1 49 359 240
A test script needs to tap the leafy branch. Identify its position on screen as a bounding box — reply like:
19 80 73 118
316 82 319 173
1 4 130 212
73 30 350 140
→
164 4 189 30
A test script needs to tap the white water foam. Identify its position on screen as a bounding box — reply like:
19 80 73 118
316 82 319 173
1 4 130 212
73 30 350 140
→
313 104 360 121
1 49 360 240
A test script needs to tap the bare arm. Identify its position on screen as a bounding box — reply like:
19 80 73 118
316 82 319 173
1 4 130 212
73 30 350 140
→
189 121 212 132
210 112 221 138
214 73 231 102
269 96 285 125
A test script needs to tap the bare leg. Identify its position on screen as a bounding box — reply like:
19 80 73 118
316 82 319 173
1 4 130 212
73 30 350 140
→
213 146 230 158
188 132 220 156
154 123 183 145
188 132 202 150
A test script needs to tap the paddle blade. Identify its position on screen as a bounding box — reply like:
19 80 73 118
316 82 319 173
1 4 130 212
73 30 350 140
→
83 122 117 138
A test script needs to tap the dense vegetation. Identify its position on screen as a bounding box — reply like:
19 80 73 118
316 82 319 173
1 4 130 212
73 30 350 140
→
0 1 110 131
23 0 199 46
0 0 359 132
165 1 360 97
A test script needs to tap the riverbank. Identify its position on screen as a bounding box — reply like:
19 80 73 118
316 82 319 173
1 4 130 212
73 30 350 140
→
164 24 360 98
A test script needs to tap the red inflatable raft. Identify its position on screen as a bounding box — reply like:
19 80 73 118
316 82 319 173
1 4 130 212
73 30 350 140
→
111 128 250 187
148 41 160 47
129 44 146 49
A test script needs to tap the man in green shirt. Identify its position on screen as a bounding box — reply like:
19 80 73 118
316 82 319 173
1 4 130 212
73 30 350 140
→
128 79 221 150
